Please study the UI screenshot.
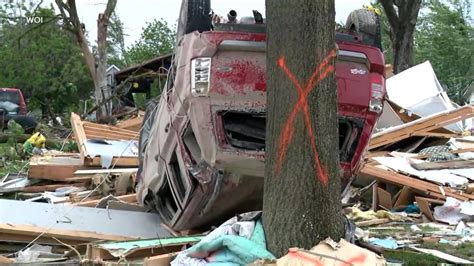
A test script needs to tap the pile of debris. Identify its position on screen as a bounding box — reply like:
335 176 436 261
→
346 61 474 263
1 113 141 205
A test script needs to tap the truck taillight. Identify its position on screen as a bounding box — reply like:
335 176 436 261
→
369 74 385 113
191 57 211 97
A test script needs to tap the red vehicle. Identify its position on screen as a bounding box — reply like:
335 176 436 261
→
137 2 385 230
0 88 36 133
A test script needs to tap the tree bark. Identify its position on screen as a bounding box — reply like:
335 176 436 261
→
263 0 344 257
380 0 422 74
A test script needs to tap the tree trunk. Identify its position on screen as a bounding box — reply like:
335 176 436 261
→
391 27 413 73
96 13 110 121
380 0 422 74
263 0 344 257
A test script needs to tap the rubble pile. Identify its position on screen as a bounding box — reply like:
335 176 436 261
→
345 61 474 263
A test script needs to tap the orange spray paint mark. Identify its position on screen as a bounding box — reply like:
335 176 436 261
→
274 49 336 186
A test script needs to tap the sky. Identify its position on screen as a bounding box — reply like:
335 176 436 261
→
45 0 370 48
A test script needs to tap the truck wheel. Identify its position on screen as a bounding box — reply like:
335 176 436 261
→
177 0 212 39
346 9 382 50
12 116 37 134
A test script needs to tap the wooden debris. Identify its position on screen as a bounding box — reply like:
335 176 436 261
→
144 253 178 266
70 112 138 167
28 155 88 181
0 255 13 264
360 164 474 201
0 223 135 244
369 105 474 149
355 218 390 227
117 116 143 132
415 196 443 221
75 193 137 207
376 187 393 210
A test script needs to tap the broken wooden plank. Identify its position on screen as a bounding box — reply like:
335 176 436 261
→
411 159 474 171
28 155 90 181
369 105 474 149
83 121 138 141
0 255 13 264
70 113 88 163
87 156 138 167
144 253 178 266
360 165 473 201
74 168 138 175
355 218 390 227
117 116 143 132
23 183 87 193
393 186 415 208
74 193 137 207
415 196 444 221
376 187 393 210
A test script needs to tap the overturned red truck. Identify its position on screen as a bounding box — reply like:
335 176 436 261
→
136 1 386 230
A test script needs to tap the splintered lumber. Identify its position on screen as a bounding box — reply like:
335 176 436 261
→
355 218 390 227
369 105 474 149
74 168 137 175
412 159 474 171
70 113 139 167
83 121 138 141
360 164 474 201
28 155 89 181
117 116 143 132
0 255 12 264
144 253 178 266
75 193 137 207
23 182 87 193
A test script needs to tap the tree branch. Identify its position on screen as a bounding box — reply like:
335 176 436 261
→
103 0 117 18
14 15 61 43
380 0 399 30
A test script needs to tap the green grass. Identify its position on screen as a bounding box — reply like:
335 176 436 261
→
0 143 28 178
384 249 444 265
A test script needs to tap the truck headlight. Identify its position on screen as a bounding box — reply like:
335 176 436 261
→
191 57 211 97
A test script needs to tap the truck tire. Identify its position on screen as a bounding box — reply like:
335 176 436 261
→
176 0 212 39
12 116 37 134
345 9 382 50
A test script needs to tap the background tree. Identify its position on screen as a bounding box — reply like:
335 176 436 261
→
122 18 175 106
0 3 92 120
124 18 175 65
55 0 117 122
415 0 473 104
263 0 343 256
379 0 423 74
107 11 126 68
